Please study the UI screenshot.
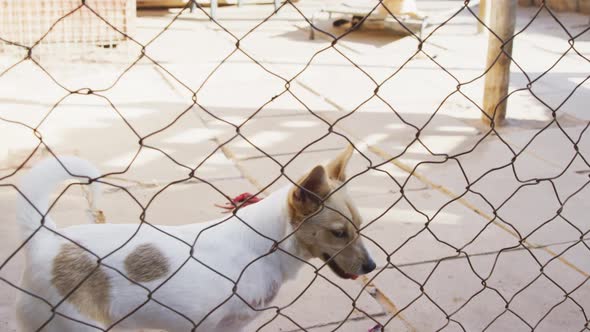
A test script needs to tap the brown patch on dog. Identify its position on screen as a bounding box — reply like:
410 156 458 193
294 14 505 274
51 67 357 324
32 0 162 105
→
289 145 355 222
288 165 331 223
52 243 111 325
325 145 354 182
124 243 170 283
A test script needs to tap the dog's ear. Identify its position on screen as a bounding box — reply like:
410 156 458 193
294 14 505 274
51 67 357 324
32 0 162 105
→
326 145 354 182
291 165 331 214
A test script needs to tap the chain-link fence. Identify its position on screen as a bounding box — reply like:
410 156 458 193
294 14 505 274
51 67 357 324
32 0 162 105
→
1 0 590 331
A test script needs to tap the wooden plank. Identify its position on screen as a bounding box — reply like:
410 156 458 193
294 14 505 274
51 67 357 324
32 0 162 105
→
546 0 578 11
137 0 188 8
320 5 382 16
482 0 516 126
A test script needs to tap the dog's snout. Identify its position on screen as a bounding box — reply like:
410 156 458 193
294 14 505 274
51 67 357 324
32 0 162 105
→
361 259 376 274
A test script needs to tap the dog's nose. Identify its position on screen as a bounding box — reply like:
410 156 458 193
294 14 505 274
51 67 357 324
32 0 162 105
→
362 259 376 274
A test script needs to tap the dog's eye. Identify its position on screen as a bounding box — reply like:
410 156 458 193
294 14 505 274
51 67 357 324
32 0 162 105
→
331 229 347 238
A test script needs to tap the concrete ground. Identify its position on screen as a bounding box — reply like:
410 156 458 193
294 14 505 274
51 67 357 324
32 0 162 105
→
1 0 590 331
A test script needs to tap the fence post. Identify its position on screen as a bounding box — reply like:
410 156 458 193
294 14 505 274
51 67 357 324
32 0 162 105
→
482 0 516 126
477 0 489 33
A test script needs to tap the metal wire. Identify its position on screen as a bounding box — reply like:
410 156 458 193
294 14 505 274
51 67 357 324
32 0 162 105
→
1 0 590 331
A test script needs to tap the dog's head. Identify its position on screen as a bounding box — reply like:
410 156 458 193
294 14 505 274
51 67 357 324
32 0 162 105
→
288 146 376 279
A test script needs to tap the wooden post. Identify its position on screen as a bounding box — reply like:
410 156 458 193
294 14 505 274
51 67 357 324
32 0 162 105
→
482 0 516 126
477 0 489 33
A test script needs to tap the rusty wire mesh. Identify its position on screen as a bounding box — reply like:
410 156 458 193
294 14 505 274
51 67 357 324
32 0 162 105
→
1 0 590 331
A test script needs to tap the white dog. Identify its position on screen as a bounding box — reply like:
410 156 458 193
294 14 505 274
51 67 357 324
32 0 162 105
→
15 147 376 331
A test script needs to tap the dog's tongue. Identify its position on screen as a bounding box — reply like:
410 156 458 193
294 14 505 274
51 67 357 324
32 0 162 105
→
348 274 359 280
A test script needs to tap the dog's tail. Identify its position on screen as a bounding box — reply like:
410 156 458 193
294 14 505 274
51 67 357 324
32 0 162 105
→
16 156 102 240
